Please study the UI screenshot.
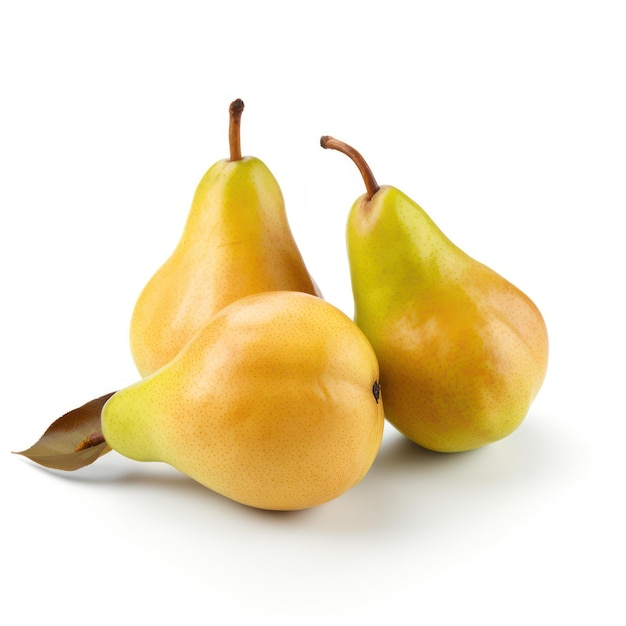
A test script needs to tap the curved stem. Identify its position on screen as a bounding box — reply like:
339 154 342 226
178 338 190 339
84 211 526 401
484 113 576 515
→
229 99 244 161
320 135 380 200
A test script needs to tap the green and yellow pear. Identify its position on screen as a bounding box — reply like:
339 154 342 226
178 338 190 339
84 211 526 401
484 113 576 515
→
321 136 548 453
130 99 320 377
105 291 384 511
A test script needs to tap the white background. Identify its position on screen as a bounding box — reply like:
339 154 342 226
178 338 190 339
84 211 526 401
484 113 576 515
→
1 1 624 624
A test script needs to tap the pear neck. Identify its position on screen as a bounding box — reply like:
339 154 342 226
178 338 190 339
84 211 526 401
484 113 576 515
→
349 187 461 303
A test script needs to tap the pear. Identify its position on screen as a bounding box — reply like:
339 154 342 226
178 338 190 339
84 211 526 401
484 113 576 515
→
104 291 384 511
321 136 548 453
130 99 321 377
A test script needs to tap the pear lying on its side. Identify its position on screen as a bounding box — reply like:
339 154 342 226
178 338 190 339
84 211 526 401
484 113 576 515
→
105 291 384 510
130 100 320 377
321 136 548 453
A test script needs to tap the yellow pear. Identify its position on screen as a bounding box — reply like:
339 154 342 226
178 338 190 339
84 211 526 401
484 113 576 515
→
104 291 384 510
321 136 548 453
130 99 320 377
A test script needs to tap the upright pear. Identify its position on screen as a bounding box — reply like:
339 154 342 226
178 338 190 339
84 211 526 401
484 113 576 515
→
321 136 548 453
105 291 384 511
130 100 320 377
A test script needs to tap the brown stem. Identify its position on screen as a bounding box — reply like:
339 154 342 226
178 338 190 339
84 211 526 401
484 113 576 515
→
320 135 380 200
75 431 106 452
229 99 244 161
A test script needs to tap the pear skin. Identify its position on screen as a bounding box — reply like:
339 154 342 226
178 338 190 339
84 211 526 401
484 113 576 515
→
104 291 384 511
321 136 548 453
130 100 320 377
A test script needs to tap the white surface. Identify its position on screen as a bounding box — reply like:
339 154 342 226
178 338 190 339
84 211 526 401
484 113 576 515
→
1 2 624 624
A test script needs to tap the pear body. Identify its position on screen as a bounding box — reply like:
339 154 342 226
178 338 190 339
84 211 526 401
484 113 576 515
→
130 156 320 377
347 185 548 453
104 291 384 510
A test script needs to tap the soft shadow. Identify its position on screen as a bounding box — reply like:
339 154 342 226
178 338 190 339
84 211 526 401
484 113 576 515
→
374 430 480 471
332 414 590 536
17 451 325 520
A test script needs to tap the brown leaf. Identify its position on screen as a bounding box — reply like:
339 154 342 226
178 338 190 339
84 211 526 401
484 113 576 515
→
14 392 117 471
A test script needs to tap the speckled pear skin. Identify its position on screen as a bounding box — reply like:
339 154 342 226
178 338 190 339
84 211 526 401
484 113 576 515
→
103 292 384 511
347 186 549 453
129 155 321 378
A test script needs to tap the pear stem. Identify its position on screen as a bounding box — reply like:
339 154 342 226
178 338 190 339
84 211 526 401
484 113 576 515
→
74 431 106 452
229 99 244 161
320 135 380 200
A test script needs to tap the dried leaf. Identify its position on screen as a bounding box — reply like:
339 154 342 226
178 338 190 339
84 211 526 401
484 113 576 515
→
14 392 117 471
